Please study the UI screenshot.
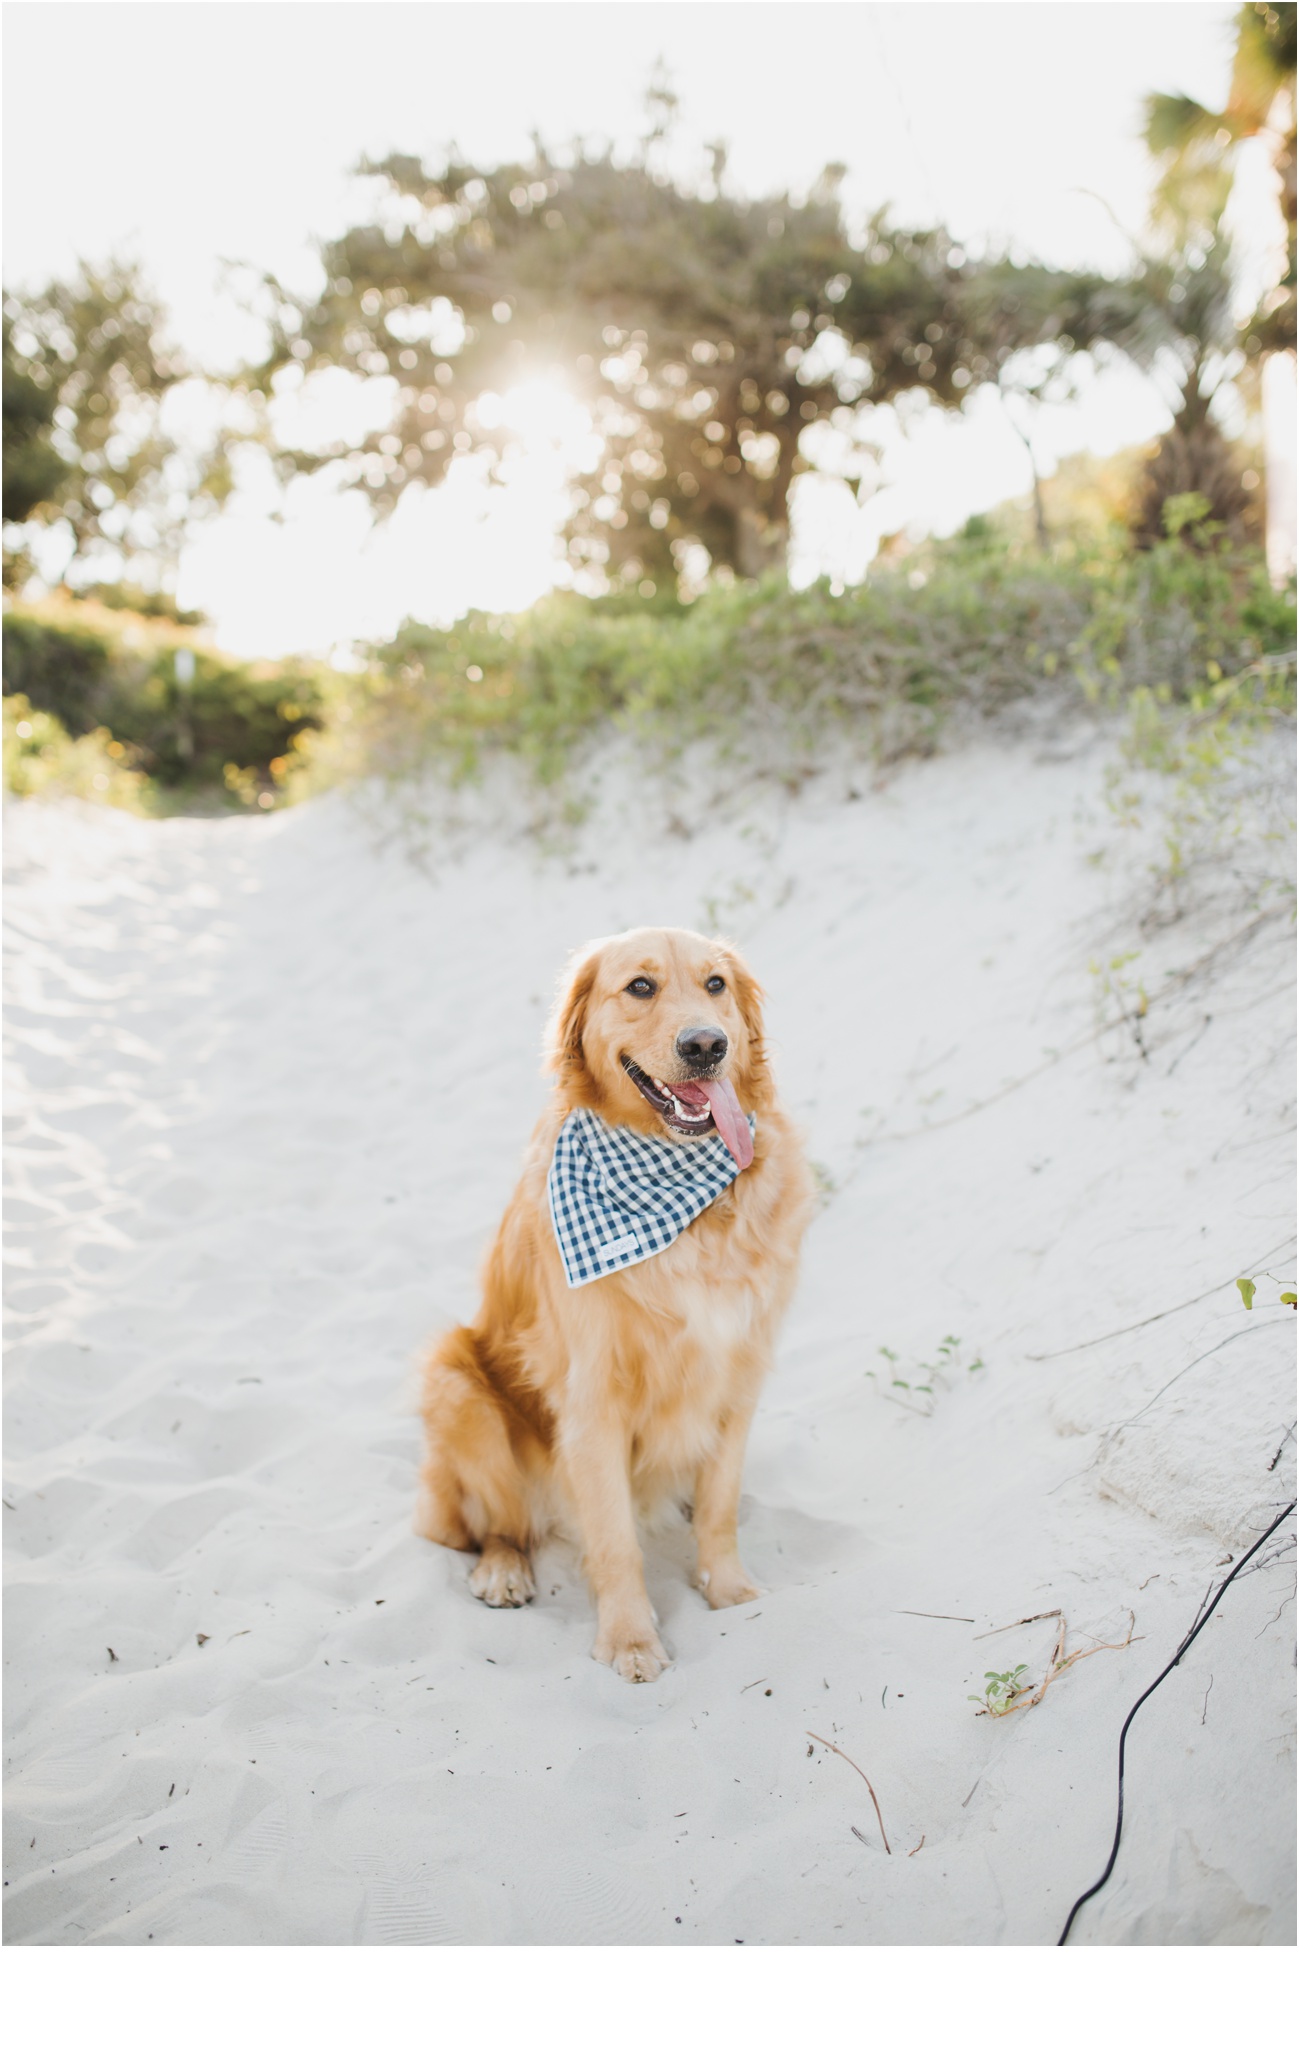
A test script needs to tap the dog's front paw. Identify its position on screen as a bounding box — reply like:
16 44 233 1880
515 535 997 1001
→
593 1628 670 1684
469 1544 535 1608
696 1560 763 1610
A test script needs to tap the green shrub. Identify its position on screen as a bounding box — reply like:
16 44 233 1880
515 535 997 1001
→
8 530 1290 819
1 595 327 790
3 692 150 811
336 533 1293 794
76 582 207 626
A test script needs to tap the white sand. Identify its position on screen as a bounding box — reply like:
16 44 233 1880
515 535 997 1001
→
4 729 1294 1946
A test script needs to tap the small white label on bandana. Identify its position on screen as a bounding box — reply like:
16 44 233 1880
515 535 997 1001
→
598 1233 639 1260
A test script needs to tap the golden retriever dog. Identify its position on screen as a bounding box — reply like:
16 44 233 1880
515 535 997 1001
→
414 926 813 1681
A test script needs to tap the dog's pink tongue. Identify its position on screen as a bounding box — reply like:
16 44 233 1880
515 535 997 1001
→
695 1076 754 1170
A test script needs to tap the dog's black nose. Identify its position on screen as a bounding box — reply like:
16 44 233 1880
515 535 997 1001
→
676 1027 727 1068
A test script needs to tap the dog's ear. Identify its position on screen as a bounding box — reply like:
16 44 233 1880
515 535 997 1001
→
546 945 599 1082
718 941 774 1107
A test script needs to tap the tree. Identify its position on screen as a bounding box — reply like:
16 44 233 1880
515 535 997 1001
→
1145 2 1295 355
258 144 1129 587
1134 4 1295 548
1124 242 1259 545
3 310 69 529
2 259 236 592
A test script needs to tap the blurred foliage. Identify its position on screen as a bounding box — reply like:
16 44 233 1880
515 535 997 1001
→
76 580 207 625
3 691 151 810
6 38 1289 616
7 517 1289 823
1106 631 1295 924
987 446 1150 548
3 312 68 528
285 523 1294 802
1 593 327 795
255 127 1141 589
1115 225 1259 547
1131 4 1295 540
2 259 237 592
1145 2 1295 356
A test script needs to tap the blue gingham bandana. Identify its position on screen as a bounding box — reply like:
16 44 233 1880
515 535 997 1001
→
547 1106 757 1289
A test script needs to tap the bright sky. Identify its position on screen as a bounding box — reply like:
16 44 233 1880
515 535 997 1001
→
4 0 1245 657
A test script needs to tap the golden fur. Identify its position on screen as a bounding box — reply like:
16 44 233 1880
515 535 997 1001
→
414 926 814 1681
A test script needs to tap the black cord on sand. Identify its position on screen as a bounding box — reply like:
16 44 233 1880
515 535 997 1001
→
1057 1499 1296 1947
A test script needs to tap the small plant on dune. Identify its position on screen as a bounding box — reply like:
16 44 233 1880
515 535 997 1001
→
968 1612 1136 1719
866 1334 986 1412
1235 1275 1297 1311
1087 948 1150 1058
932 1332 983 1375
699 878 758 932
809 1160 838 1209
969 1666 1030 1716
1101 641 1296 930
1077 510 1296 930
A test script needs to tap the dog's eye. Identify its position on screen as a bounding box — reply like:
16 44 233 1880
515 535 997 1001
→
705 975 726 995
626 976 656 998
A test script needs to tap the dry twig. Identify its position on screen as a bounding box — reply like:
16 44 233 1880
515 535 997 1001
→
897 1609 975 1623
806 1731 891 1854
973 1608 1061 1642
871 910 1284 1150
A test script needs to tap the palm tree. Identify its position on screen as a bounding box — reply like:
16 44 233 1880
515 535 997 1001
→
1146 3 1294 352
1141 4 1295 570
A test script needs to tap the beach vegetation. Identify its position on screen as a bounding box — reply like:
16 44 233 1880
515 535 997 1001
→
969 1667 1030 1716
1095 501 1295 924
808 1161 838 1207
283 521 1293 806
1 591 329 804
969 1613 1138 1720
4 486 1291 823
1235 1273 1298 1309
3 691 150 811
866 1333 986 1412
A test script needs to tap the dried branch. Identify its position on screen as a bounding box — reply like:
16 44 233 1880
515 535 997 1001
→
806 1731 891 1854
973 1608 1061 1642
870 908 1285 1150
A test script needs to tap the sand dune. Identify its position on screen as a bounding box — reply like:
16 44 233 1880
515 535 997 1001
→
4 731 1294 1945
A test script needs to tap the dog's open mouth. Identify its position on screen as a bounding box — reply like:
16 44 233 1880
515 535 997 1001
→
622 1057 714 1130
620 1057 754 1169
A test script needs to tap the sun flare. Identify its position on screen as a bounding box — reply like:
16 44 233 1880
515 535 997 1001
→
475 376 596 461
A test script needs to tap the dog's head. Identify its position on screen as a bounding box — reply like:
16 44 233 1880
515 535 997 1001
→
546 926 771 1167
